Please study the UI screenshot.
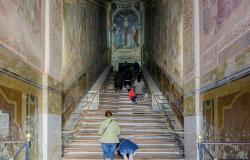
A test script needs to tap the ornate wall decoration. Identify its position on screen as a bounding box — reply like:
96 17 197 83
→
143 0 184 119
144 0 183 86
183 0 194 81
62 0 109 124
0 87 21 159
201 75 250 158
49 0 64 80
202 0 241 35
0 0 42 69
200 0 250 91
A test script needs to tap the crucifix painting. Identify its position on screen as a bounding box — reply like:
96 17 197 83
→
113 10 139 49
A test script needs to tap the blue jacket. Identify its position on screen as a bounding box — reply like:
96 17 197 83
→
117 138 139 155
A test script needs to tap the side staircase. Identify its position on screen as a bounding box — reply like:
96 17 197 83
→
62 72 184 160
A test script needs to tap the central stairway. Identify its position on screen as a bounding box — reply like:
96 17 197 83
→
62 72 184 160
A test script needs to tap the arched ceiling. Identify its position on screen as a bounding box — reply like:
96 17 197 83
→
104 0 140 11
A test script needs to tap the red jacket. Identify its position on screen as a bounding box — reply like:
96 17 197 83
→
128 89 136 99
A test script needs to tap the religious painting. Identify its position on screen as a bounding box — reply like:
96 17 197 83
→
203 0 241 34
0 0 42 69
112 10 139 49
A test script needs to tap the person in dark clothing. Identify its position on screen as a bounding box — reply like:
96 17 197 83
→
117 138 139 160
133 62 140 73
114 71 124 92
123 71 132 89
122 62 129 73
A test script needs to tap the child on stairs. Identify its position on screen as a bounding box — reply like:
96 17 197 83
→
128 87 137 104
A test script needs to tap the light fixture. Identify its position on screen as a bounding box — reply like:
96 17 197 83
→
26 133 32 141
197 135 203 142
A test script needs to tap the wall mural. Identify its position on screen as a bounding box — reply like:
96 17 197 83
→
203 0 241 34
0 0 42 68
201 76 250 159
62 1 109 124
112 10 139 49
144 0 183 85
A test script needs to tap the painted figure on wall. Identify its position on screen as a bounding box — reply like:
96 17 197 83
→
216 0 241 25
113 10 139 49
203 0 241 34
120 14 132 46
0 0 41 61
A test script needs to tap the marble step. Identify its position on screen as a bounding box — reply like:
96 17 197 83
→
78 128 172 133
63 151 182 155
100 104 152 107
68 138 177 143
100 102 151 106
64 147 181 153
63 151 183 159
80 120 167 127
98 107 152 111
74 132 173 137
80 127 169 131
83 116 165 121
99 106 152 110
63 158 183 160
73 135 174 140
85 113 164 118
87 111 162 115
64 143 178 148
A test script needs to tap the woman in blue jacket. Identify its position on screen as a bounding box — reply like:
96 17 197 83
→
117 138 139 160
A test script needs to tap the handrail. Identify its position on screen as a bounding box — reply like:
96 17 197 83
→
0 139 31 160
62 91 99 142
150 90 184 153
0 140 27 143
14 142 26 159
152 91 184 126
199 141 250 160
199 143 214 160
201 142 250 145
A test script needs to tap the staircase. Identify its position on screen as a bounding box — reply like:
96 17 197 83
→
62 72 184 160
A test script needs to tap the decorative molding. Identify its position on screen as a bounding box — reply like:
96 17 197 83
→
200 65 250 93
0 68 63 95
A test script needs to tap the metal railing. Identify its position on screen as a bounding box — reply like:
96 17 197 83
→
62 91 99 144
150 91 184 154
198 141 250 160
0 139 31 160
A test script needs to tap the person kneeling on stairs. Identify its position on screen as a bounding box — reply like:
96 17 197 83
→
117 138 139 160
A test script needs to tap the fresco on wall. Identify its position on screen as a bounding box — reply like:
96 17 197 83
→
62 1 108 125
49 0 63 80
112 10 139 49
63 1 108 87
0 86 22 158
201 0 250 87
202 0 241 34
202 76 250 159
0 0 42 68
144 0 183 85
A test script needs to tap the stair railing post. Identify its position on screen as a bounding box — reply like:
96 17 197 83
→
198 135 203 160
25 141 30 160
25 133 32 160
